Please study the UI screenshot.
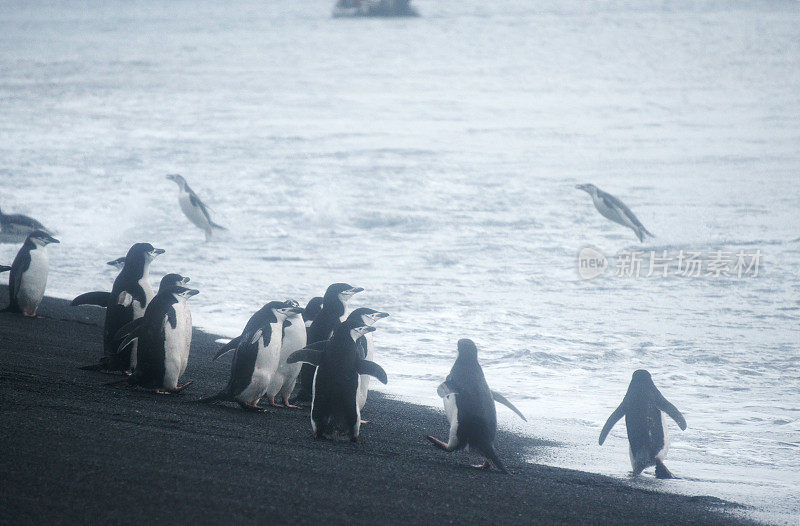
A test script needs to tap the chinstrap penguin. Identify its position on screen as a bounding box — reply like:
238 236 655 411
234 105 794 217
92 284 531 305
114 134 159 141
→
3 230 60 316
599 369 687 478
576 184 653 243
111 274 197 394
166 174 226 241
348 308 390 416
199 301 303 411
426 339 526 474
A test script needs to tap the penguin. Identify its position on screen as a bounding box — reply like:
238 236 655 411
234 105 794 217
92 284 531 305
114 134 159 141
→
106 256 126 270
165 174 226 241
426 339 526 474
75 243 164 373
3 230 60 316
263 299 308 408
0 206 53 243
295 283 364 403
349 308 390 415
287 319 387 441
303 296 324 329
575 184 653 242
598 369 687 479
111 275 198 394
198 301 303 411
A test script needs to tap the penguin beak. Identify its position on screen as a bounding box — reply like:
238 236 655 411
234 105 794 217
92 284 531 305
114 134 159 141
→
166 174 177 181
153 248 165 256
185 289 200 297
180 276 190 286
575 184 586 191
48 236 60 244
358 325 377 335
372 311 389 320
346 287 364 296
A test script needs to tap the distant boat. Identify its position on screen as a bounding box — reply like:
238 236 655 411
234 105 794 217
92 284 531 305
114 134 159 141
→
332 0 419 18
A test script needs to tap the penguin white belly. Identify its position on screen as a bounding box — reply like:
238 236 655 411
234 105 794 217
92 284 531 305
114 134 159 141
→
356 333 374 411
17 247 48 314
128 278 154 370
181 307 192 375
236 330 282 403
268 320 306 399
655 411 670 461
178 192 211 232
443 393 459 447
162 306 187 389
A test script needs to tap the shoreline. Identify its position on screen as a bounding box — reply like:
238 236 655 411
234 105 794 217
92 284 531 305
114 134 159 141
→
0 290 756 524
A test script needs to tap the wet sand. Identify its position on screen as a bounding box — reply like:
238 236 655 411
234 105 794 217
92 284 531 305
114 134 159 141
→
0 289 754 524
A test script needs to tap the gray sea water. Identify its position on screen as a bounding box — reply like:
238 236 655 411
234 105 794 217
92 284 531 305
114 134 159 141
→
1 0 798 522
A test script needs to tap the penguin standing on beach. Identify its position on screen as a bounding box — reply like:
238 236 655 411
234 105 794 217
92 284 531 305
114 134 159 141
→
165 174 226 241
287 317 387 441
575 184 653 242
0 206 53 243
74 243 164 372
426 339 526 474
3 230 60 316
349 308 390 414
262 299 308 408
598 369 687 478
295 283 364 403
199 301 303 411
112 274 197 393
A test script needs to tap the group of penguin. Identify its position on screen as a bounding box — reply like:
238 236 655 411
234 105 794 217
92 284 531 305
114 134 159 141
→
1 177 685 477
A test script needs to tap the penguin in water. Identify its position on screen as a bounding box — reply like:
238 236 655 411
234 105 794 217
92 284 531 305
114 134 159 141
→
3 230 60 316
426 339 526 474
75 243 164 373
575 184 653 243
109 274 198 394
106 256 126 270
599 369 687 479
0 206 53 243
349 308 390 416
295 283 364 403
199 301 303 411
287 318 388 441
165 174 226 241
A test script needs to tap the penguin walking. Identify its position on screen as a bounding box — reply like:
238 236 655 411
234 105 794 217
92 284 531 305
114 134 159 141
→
426 339 526 474
287 318 387 441
199 301 303 411
3 230 60 316
350 308 390 415
598 369 687 478
165 174 226 241
74 243 164 372
0 206 53 243
575 184 653 242
295 283 363 403
111 274 198 394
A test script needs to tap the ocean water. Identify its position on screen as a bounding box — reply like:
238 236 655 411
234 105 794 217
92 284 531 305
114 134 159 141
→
1 0 798 522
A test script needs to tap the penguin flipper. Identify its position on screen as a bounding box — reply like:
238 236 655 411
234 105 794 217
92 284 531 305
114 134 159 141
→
213 336 242 361
71 291 111 307
655 391 687 430
598 402 626 445
113 318 144 341
0 265 10 273
436 381 456 398
287 349 324 366
356 360 387 384
490 390 527 422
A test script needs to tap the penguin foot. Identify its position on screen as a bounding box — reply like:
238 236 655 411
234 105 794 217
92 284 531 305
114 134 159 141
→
239 402 274 413
268 397 284 408
359 419 369 424
655 461 675 479
426 435 453 452
170 381 193 393
471 461 491 470
283 401 301 409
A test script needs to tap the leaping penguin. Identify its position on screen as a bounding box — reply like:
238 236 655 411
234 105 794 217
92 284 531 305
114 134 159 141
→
0 206 53 243
287 318 387 441
199 301 303 411
426 339 526 474
110 274 198 394
165 174 226 241
576 184 653 242
75 243 164 373
295 283 364 403
3 230 60 316
599 369 687 478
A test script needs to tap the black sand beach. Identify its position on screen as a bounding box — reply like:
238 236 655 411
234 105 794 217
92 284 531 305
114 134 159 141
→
0 290 754 525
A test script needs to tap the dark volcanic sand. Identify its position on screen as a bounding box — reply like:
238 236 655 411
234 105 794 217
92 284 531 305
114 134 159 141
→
0 290 754 525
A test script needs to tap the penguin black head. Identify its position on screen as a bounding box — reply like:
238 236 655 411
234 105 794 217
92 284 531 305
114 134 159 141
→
349 325 376 342
126 242 165 261
166 174 187 189
345 307 389 328
456 338 479 361
265 300 304 320
323 283 364 304
575 183 598 195
283 298 300 308
628 369 655 394
28 230 60 246
159 273 190 291
303 297 323 324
